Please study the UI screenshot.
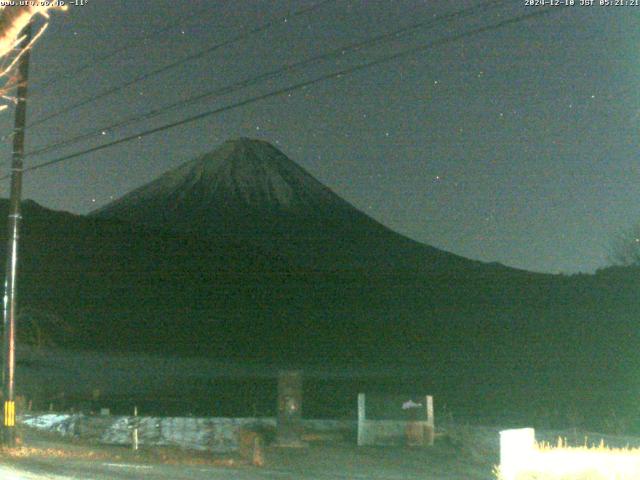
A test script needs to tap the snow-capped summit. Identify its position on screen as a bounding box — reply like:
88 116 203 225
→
92 138 491 272
92 138 360 235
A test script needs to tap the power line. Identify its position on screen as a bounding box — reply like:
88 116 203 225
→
6 7 563 181
26 0 507 158
25 0 335 130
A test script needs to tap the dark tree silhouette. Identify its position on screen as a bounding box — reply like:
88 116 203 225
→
609 223 640 266
17 306 73 350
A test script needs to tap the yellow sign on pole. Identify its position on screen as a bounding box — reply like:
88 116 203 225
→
4 400 15 427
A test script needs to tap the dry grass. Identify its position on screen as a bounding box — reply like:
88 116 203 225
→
0 445 113 461
5 425 252 469
495 437 640 480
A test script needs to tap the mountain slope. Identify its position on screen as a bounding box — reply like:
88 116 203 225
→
92 138 507 274
92 138 350 232
0 196 635 427
7 199 640 428
7 138 630 427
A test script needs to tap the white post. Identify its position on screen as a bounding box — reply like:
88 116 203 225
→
425 395 434 428
499 428 535 480
357 393 365 446
132 405 139 451
425 395 434 446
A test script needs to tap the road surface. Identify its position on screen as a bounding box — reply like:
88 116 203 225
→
0 423 499 479
0 442 498 479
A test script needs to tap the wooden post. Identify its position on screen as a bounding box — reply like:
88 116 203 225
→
1 22 31 448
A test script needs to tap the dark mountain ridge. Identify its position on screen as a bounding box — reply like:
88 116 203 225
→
0 139 635 428
92 138 514 274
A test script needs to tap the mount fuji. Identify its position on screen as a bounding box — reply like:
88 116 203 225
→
92 138 503 274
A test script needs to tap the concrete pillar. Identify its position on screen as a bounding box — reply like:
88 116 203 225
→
499 428 536 480
357 393 366 446
275 370 305 447
425 395 434 446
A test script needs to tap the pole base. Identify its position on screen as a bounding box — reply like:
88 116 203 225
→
2 426 16 447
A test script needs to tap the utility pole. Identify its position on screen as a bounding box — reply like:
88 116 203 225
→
2 22 32 447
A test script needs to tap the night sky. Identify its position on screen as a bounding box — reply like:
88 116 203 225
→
0 0 637 274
